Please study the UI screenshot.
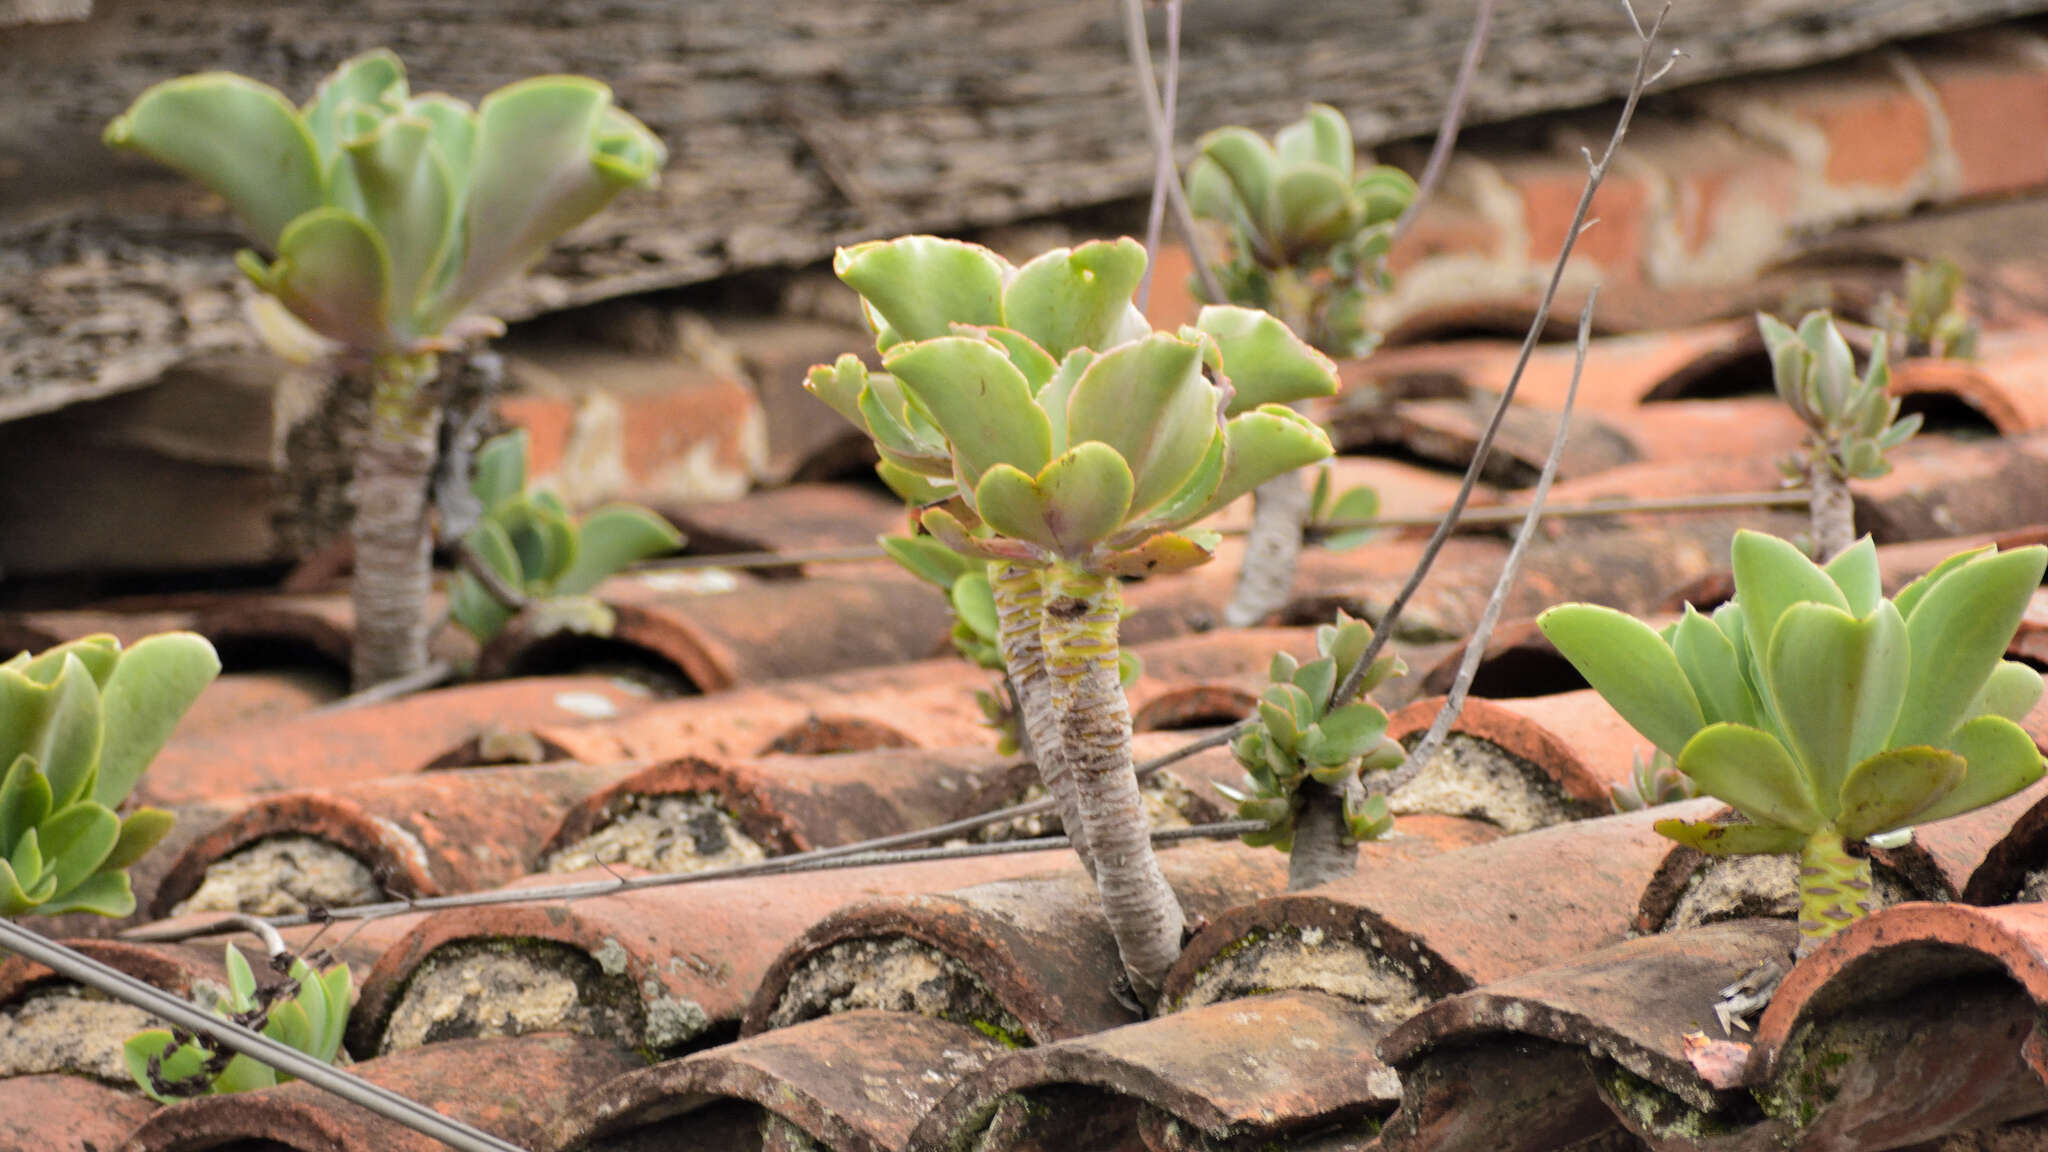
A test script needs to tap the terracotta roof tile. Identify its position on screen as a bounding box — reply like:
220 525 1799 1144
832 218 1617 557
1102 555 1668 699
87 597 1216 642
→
0 1074 157 1150
1388 690 1654 814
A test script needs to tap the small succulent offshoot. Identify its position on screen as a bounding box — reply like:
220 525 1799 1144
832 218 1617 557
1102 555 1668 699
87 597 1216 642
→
808 234 1338 1002
0 633 219 917
125 943 351 1102
450 428 682 646
1757 311 1920 562
1876 257 1978 361
1219 612 1407 889
884 535 1139 757
1303 464 1381 552
1185 103 1413 629
1541 530 2047 960
1608 748 1695 814
106 50 666 689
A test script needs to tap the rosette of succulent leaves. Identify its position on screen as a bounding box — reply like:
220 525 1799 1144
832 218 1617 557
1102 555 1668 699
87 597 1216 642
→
1876 257 1978 361
106 49 665 690
1541 529 2046 958
449 428 682 646
1608 749 1695 813
806 233 1339 1003
1219 612 1407 889
0 633 219 917
125 944 350 1102
882 535 1140 757
1757 311 1921 561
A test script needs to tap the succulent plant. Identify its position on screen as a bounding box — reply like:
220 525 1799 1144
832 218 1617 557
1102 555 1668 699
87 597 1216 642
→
0 633 219 918
1608 748 1696 813
125 944 351 1102
1305 465 1381 552
107 50 665 689
1757 311 1920 561
1220 612 1406 887
1541 530 2046 954
449 428 682 644
1876 257 1978 361
809 233 1339 1002
1187 103 1416 357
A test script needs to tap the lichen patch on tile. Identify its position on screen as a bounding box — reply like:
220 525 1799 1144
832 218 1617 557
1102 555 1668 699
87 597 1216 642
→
1175 924 1429 1025
379 939 640 1054
170 834 383 918
544 793 769 875
0 987 160 1084
1391 732 1580 834
765 936 1027 1046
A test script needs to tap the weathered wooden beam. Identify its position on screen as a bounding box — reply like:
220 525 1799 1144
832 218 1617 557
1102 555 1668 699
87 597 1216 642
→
4 0 2046 412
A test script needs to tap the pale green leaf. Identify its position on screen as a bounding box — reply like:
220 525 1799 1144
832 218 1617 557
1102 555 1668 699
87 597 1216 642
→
242 208 392 348
1034 442 1135 556
340 114 456 327
94 632 220 809
1654 818 1807 857
1063 333 1215 518
470 428 528 514
1205 406 1333 513
1834 746 1965 842
302 49 407 172
1970 660 2045 725
1192 305 1340 413
1894 546 2048 747
1822 536 1882 617
1675 724 1825 834
1915 714 2048 824
1537 604 1705 759
834 236 1006 344
32 655 102 811
1731 529 1848 664
1000 238 1147 360
36 802 119 902
554 505 681 595
1766 600 1908 809
885 336 1052 487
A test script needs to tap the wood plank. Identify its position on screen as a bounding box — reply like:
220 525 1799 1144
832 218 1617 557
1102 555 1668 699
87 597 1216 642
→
5 0 2046 415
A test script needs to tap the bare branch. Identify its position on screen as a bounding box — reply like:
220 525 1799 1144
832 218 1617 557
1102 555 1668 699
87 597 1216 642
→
1119 0 1224 304
1137 0 1185 310
0 921 525 1152
311 659 455 714
1388 0 1498 251
1327 0 1678 714
1371 289 1597 796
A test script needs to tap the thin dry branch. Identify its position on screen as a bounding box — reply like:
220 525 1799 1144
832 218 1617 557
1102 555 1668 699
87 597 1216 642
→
1137 0 1185 310
1120 0 1223 304
1388 0 1498 251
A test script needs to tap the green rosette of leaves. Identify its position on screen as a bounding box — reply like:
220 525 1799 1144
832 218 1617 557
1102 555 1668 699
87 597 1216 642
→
0 633 219 917
125 944 351 1102
450 428 683 644
1540 530 2046 955
1221 612 1406 885
1186 103 1416 356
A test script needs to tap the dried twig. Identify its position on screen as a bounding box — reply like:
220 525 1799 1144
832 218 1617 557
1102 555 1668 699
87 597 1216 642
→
1372 289 1597 795
0 920 523 1152
1119 0 1223 304
310 658 455 714
1137 0 1185 311
1327 0 1680 714
1388 0 1498 251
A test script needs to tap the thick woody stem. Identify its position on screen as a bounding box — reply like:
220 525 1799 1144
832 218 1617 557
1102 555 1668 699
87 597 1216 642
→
989 562 1093 876
1286 778 1358 890
348 354 443 691
1796 829 1875 959
1041 563 1186 1005
1806 450 1857 562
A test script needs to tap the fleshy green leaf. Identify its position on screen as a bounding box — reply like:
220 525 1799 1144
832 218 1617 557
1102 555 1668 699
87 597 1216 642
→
0 754 51 854
1205 406 1334 512
341 112 457 327
1731 529 1849 661
126 1030 208 1104
1822 537 1882 618
1321 485 1380 551
32 655 103 811
1893 546 2048 747
1538 604 1706 759
471 428 528 515
951 572 1000 643
451 519 521 643
104 73 326 250
969 327 1060 394
94 633 220 809
1034 442 1135 556
102 806 177 873
225 943 258 1006
1970 660 2045 725
1192 306 1340 413
835 236 1006 345
1195 127 1279 238
881 536 974 591
1654 818 1807 857
302 49 407 172
1834 746 1965 842
1274 103 1353 178
1266 165 1354 253
1291 658 1338 713
1675 724 1825 834
1063 334 1216 518
37 868 132 917
1671 606 1755 728
241 208 392 347
1894 545 1993 621
1096 531 1220 578
554 505 681 595
1766 600 1908 809
36 802 119 901
0 670 46 784
1000 239 1148 361
318 964 354 1063
886 336 1053 487
1914 714 2047 824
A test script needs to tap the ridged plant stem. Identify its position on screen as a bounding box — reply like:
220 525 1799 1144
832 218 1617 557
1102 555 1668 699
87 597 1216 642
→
1286 778 1358 890
1797 829 1875 958
349 353 442 691
1806 451 1856 563
989 562 1091 876
1041 563 1185 1005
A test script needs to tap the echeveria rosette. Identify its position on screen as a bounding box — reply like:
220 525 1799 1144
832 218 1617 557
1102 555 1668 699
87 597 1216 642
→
1186 104 1417 356
450 429 682 644
125 944 351 1102
1539 530 2047 954
0 633 220 918
1759 312 1920 484
104 49 667 355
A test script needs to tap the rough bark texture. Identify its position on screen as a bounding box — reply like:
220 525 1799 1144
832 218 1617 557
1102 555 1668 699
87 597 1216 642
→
990 561 1092 876
10 0 2048 418
1807 452 1858 562
1041 564 1184 1005
1223 468 1313 629
349 357 443 689
1285 778 1358 890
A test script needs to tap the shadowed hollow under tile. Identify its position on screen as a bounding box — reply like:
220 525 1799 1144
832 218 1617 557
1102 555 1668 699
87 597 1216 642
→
1376 919 1799 1152
137 673 664 806
348 851 1081 1060
148 761 642 918
1411 615 1587 700
741 842 1291 1047
650 481 910 567
909 990 1395 1152
1163 802 1720 1017
546 1010 1001 1152
121 1032 642 1152
1352 397 1644 487
1890 331 2048 436
474 571 955 689
1386 691 1654 828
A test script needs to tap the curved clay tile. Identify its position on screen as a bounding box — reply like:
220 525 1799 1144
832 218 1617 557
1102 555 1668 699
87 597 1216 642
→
1856 432 2048 545
121 1033 639 1152
0 1075 156 1151
547 1011 1001 1152
1388 691 1653 816
911 990 1392 1152
652 481 910 565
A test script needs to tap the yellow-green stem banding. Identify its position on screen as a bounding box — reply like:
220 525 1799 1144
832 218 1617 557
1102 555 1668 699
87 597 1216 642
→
1797 829 1874 957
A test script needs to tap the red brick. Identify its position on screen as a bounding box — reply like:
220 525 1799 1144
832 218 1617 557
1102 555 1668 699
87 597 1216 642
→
1918 40 2048 198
